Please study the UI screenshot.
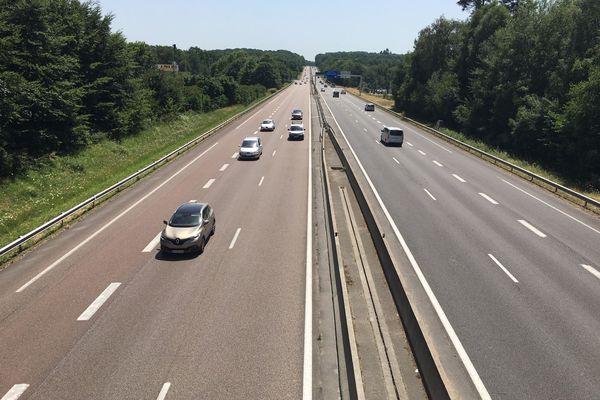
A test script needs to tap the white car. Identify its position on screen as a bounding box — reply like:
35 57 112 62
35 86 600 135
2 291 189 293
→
260 119 275 131
238 136 263 159
288 124 305 140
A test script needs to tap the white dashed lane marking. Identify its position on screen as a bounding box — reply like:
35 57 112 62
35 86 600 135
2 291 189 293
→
77 283 121 321
418 150 426 156
219 163 229 172
424 188 437 201
1 384 29 400
488 254 519 283
452 174 466 183
518 220 547 238
433 160 443 167
231 152 238 159
203 179 216 189
229 228 241 249
581 264 600 281
479 193 499 205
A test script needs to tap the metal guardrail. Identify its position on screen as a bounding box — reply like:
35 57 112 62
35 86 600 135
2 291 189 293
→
0 87 286 259
352 93 600 213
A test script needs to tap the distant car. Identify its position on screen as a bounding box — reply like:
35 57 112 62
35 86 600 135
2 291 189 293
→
288 124 305 140
380 126 404 147
324 84 328 88
320 87 325 92
238 136 263 159
364 103 375 111
160 201 215 254
260 119 275 131
291 109 303 120
294 81 298 85
341 89 346 94
333 91 340 98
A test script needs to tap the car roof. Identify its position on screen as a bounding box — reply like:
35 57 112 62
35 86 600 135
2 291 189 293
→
384 126 403 131
175 202 205 213
262 119 273 122
242 136 260 141
290 124 304 128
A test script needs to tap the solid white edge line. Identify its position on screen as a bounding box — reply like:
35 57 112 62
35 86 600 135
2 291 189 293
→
1 384 29 400
424 188 437 201
320 94 491 399
258 176 265 186
142 232 161 253
433 160 443 167
581 264 600 281
302 81 313 400
488 254 519 283
228 228 241 249
478 193 499 205
16 143 219 293
203 178 216 189
77 282 121 321
156 382 171 400
517 219 547 238
501 178 600 236
452 174 467 183
219 163 229 172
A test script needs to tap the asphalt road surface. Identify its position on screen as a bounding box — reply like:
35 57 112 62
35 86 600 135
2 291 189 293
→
0 72 313 400
319 86 600 400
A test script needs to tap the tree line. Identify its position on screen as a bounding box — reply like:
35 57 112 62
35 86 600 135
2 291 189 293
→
315 50 405 92
315 0 599 189
0 0 305 178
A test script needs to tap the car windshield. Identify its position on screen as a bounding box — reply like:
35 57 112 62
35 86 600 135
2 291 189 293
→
242 140 258 147
262 120 271 124
293 110 301 114
290 125 303 131
170 212 201 227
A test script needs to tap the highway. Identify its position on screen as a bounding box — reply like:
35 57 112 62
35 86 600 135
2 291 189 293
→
318 86 600 399
0 71 313 400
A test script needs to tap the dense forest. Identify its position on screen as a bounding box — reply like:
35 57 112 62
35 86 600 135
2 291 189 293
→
317 0 600 189
0 0 305 178
315 50 405 92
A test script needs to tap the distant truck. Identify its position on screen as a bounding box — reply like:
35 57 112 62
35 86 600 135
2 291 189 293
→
333 90 340 98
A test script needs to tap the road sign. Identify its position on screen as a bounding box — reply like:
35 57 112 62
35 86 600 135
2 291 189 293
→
340 71 351 79
324 70 337 79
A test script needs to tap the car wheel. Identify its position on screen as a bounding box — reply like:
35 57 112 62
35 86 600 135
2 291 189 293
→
211 222 216 236
198 237 206 254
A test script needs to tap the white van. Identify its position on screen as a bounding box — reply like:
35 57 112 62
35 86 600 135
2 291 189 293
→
380 126 403 147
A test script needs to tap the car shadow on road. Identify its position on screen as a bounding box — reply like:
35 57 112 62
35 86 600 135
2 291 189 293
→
154 250 201 261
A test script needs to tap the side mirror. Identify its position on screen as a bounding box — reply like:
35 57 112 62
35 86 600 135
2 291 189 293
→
163 220 168 225
381 129 384 133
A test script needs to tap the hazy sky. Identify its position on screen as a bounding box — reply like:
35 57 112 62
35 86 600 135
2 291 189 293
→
96 0 469 60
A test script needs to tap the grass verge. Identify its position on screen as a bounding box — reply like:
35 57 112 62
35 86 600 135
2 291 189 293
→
0 104 249 251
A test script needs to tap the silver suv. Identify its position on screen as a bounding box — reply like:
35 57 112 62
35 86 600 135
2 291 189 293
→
161 202 215 254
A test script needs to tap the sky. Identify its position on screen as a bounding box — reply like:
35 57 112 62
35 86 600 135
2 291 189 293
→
96 0 469 61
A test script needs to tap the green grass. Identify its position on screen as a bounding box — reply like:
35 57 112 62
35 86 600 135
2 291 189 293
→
0 105 249 251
